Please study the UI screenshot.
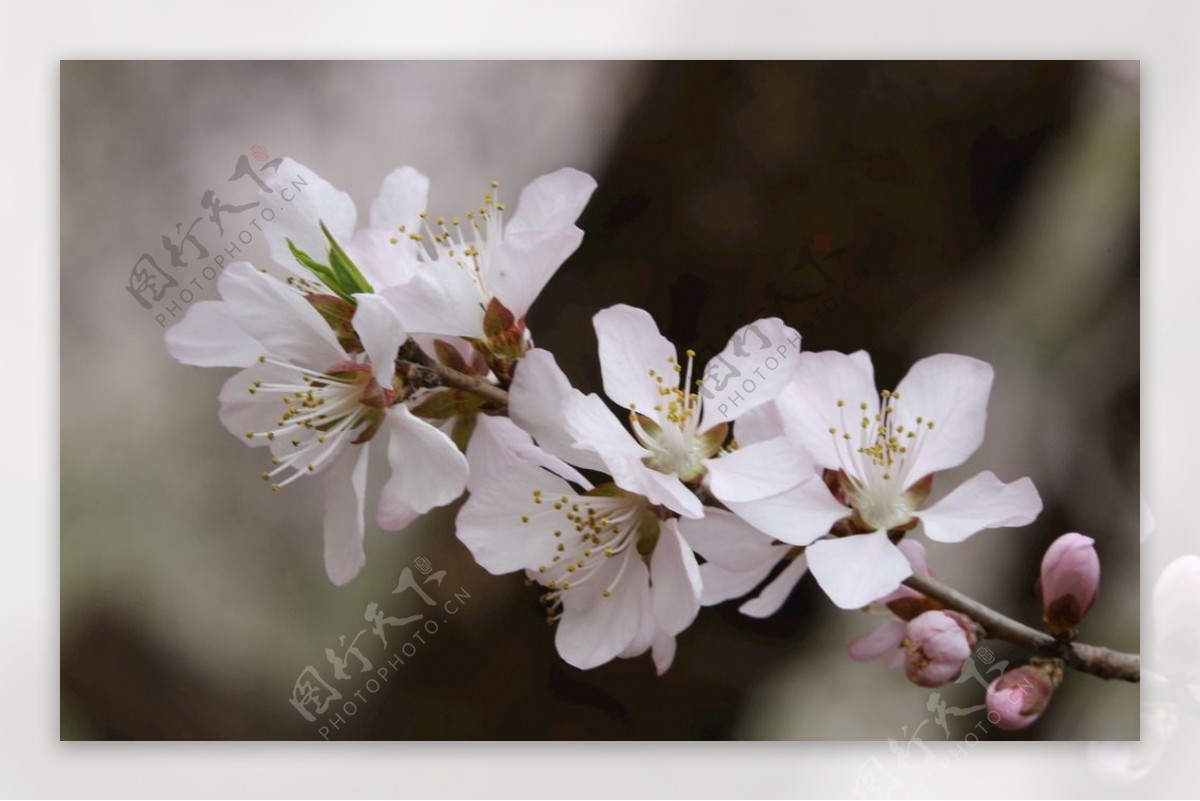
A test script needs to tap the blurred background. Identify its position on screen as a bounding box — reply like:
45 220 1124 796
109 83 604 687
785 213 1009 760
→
61 61 1139 741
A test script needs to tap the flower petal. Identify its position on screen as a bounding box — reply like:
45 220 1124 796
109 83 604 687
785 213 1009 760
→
556 550 648 670
892 354 994 486
917 471 1042 543
491 230 585 322
321 445 369 586
805 531 913 609
677 508 779 571
376 406 468 531
698 559 783 606
739 555 809 618
343 229 419 291
848 620 907 662
351 293 407 387
260 158 357 274
704 436 815 503
369 166 430 235
593 304 677 414
699 317 803 428
165 300 262 368
504 167 597 237
379 261 486 339
731 403 786 446
651 629 678 676
466 414 593 492
219 262 346 368
650 520 702 636
454 461 574 574
723 477 849 547
776 350 879 479
508 348 607 473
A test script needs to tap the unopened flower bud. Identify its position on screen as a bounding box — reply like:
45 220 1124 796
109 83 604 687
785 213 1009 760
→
1039 532 1101 637
902 610 978 687
986 658 1063 731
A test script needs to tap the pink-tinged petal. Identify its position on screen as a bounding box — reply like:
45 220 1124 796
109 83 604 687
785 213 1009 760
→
618 591 657 659
724 477 849 547
556 550 648 670
650 520 702 636
379 262 486 339
369 166 430 235
732 403 786 446
699 318 803 428
704 436 815 503
698 558 783 606
917 471 1042 543
806 531 913 610
504 167 597 237
509 348 606 473
848 619 907 662
216 362 296 448
344 229 419 291
631 465 705 519
594 304 677 414
350 293 407 387
165 300 261 367
260 158 357 273
455 461 573 575
321 446 369 586
677 508 778 571
739 555 809 618
891 354 993 487
776 350 879 478
466 414 592 492
651 630 678 676
219 262 346 368
896 538 929 574
491 230 584 321
376 406 468 530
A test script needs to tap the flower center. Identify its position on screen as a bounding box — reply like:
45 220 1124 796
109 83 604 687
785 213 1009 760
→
244 356 387 491
628 349 719 482
826 389 936 531
525 489 653 620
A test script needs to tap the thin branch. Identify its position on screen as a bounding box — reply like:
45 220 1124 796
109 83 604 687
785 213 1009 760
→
903 572 1140 683
399 340 510 409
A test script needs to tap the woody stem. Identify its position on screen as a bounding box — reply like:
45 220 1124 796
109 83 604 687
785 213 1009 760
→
397 339 510 409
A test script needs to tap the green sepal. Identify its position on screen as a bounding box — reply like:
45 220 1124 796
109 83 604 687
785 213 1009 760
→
410 388 485 420
321 221 374 295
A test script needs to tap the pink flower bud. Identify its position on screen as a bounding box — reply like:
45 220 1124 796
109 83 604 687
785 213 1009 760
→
902 610 977 687
1039 532 1101 636
985 660 1063 731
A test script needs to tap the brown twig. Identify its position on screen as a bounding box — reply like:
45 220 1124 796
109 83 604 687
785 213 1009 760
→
398 340 510 409
903 572 1140 682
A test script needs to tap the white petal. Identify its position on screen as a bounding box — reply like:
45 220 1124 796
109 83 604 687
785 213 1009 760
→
805 531 913 609
698 558 783 606
776 350 878 478
699 317 803 428
677 508 779 572
344 229 419 291
704 436 815 503
490 230 584 322
651 630 678 676
351 293 407 387
650 520 702 636
508 348 606 473
618 590 657 659
917 471 1042 543
739 555 809 618
376 406 468 530
261 158 357 273
164 300 261 367
219 262 346 368
896 538 929 574
848 620 907 662
379 261 486 339
892 354 994 486
466 414 592 492
732 403 786 447
454 461 573 574
593 304 677 414
556 551 648 670
369 166 430 234
633 465 705 519
321 446 369 586
504 167 597 237
723 477 849 547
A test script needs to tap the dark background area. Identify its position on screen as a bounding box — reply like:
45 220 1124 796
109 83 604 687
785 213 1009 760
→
61 61 1139 740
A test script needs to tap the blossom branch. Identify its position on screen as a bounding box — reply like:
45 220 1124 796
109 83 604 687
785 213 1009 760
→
903 571 1140 682
396 339 510 409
